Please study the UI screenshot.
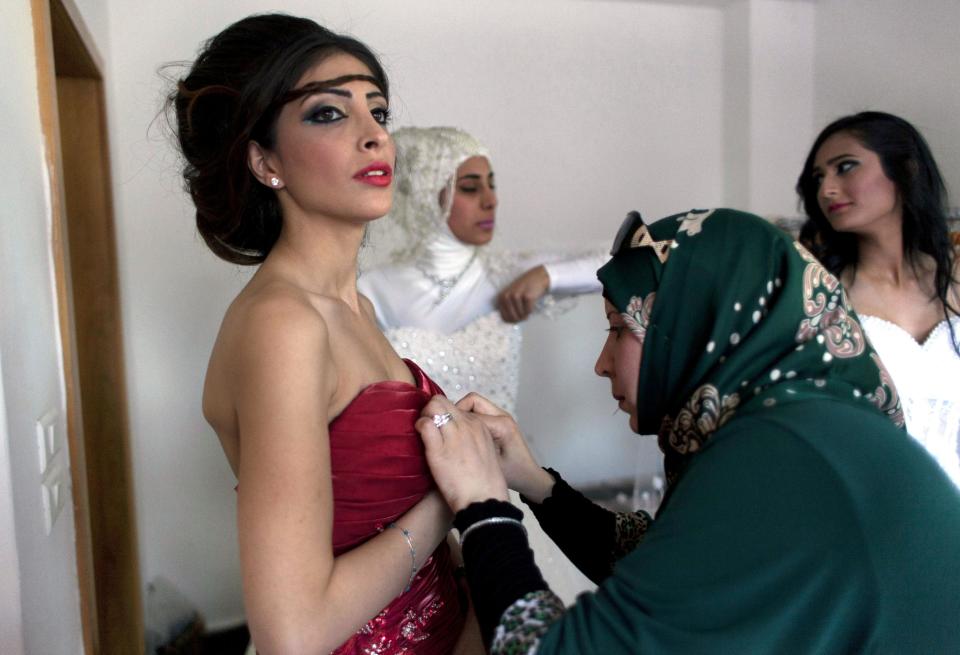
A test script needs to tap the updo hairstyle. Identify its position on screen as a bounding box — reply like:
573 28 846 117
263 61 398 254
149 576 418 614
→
171 13 389 264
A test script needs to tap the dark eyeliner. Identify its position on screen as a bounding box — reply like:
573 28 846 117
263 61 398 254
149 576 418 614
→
371 107 392 125
837 159 858 174
303 104 346 124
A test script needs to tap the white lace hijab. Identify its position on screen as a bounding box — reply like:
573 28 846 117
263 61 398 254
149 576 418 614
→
360 126 490 274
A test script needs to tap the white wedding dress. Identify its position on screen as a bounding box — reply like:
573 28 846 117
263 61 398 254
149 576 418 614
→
861 314 960 488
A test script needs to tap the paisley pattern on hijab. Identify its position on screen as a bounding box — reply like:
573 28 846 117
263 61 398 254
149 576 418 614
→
597 208 904 487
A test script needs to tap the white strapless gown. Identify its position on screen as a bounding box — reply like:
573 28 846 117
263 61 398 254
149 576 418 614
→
861 315 960 488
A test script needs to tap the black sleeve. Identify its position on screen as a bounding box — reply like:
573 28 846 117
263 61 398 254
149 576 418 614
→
453 499 548 646
521 469 621 583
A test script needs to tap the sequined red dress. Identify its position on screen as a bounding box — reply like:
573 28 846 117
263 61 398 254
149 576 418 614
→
329 359 465 654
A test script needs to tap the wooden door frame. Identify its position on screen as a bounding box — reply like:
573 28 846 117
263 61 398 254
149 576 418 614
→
30 0 144 652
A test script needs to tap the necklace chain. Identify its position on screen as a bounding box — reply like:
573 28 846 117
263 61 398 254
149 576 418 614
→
415 250 479 305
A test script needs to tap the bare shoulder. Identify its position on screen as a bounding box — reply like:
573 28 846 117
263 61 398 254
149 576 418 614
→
238 284 330 352
203 283 337 430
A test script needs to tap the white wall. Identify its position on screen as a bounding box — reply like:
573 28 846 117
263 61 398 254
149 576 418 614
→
0 1 88 652
70 0 110 64
813 0 960 201
0 353 25 655
723 0 815 216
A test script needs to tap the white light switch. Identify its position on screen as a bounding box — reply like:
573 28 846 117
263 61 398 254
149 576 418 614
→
41 465 66 535
36 408 67 534
35 408 60 473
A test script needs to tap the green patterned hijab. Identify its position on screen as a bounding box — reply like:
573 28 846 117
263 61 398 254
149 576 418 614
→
597 208 904 485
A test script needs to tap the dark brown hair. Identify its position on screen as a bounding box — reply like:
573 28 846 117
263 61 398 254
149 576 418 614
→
170 14 389 264
797 111 958 355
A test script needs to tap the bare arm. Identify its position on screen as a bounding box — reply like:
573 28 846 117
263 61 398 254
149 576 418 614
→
232 297 452 654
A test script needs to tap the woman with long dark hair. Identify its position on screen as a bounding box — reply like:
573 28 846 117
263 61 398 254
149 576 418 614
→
797 111 960 486
171 14 479 653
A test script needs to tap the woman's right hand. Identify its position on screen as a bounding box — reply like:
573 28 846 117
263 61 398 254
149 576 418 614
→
455 393 556 502
497 265 550 323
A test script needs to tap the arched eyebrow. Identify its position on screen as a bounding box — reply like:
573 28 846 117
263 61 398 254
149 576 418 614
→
824 153 856 165
281 74 386 107
456 172 495 183
813 152 857 174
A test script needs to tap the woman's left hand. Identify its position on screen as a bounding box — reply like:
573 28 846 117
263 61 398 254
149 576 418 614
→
416 396 509 513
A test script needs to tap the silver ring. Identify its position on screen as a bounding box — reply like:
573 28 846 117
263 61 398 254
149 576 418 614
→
433 412 453 429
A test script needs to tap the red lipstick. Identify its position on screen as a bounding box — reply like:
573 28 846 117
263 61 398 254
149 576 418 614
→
354 162 393 187
828 202 852 214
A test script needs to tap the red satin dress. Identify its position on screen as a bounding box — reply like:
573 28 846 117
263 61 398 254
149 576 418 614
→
329 359 465 654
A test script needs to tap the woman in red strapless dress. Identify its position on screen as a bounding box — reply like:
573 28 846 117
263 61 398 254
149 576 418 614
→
329 360 464 653
170 14 478 654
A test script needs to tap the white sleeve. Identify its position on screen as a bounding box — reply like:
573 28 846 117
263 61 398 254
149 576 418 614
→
542 253 606 296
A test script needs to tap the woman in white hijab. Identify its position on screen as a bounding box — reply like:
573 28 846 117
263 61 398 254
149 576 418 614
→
359 126 601 602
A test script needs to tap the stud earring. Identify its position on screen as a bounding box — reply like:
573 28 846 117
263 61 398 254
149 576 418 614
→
269 176 281 187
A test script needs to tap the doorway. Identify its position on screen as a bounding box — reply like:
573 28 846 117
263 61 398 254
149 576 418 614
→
32 0 144 651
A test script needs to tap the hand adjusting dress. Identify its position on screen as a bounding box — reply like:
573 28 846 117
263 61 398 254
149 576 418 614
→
328 359 464 654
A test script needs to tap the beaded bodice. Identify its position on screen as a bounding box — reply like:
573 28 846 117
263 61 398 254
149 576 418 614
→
386 311 523 412
861 315 960 487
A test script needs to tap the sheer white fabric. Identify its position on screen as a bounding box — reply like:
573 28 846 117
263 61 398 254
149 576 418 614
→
861 315 960 487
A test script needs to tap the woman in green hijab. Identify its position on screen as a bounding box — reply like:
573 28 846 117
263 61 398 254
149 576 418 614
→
416 208 960 654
